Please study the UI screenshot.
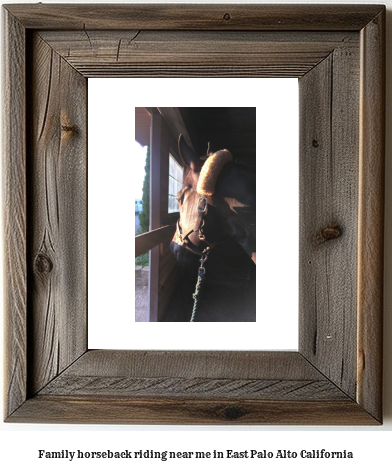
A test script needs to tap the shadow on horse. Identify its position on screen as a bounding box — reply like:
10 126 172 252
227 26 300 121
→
164 135 256 322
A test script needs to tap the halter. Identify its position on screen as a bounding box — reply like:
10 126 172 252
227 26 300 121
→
176 196 214 258
176 147 232 259
176 147 233 321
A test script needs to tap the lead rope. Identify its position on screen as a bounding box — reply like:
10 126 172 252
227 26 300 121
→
190 250 209 322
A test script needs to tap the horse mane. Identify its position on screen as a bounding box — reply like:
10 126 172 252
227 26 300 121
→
196 150 233 196
212 160 256 209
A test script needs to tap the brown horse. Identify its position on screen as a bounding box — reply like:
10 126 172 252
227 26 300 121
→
171 135 256 266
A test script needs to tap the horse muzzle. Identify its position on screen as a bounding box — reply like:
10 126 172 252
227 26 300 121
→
170 241 198 265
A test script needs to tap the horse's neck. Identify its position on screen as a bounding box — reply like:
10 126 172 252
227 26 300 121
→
224 198 256 264
214 163 256 264
215 162 256 206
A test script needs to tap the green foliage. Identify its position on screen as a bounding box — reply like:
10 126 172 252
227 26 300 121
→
135 147 150 268
135 252 149 268
138 146 150 234
135 228 149 267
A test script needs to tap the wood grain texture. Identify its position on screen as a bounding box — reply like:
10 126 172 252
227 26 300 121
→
299 42 360 399
3 4 384 425
50 350 323 379
357 10 385 423
28 34 87 395
38 30 358 78
39 351 347 400
4 4 384 31
2 9 27 419
9 351 378 424
39 377 347 401
9 396 378 426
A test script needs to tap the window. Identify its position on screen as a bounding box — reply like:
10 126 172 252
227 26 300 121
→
168 154 183 213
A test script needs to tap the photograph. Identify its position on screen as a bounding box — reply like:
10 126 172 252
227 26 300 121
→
135 107 256 322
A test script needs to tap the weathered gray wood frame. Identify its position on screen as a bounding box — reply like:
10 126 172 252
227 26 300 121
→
3 4 384 424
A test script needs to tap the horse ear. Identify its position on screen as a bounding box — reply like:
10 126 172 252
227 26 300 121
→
206 142 215 156
178 134 197 168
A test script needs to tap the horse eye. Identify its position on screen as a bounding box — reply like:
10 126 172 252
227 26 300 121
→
177 185 191 204
176 191 184 203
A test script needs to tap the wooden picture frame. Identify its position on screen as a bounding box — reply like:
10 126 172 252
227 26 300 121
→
3 4 384 424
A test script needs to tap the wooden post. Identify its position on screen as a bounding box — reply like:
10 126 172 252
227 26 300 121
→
148 111 162 322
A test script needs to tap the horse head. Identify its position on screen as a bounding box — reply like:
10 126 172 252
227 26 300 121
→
170 135 256 265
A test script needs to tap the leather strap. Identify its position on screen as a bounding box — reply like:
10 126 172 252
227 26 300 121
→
176 196 215 256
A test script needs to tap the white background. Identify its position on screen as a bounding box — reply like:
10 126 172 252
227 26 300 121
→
88 78 299 350
1 1 391 473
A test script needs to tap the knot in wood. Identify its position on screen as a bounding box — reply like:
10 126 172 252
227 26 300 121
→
34 252 53 274
316 225 342 244
312 139 319 148
223 405 244 420
223 12 231 21
61 124 77 135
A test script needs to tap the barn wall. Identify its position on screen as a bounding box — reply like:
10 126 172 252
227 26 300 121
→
135 107 150 147
155 115 181 321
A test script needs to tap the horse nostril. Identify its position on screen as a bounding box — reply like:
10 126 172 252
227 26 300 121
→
170 241 178 257
170 241 183 261
170 241 198 265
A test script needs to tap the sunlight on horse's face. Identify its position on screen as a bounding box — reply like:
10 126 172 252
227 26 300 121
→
171 168 204 265
171 134 252 265
171 134 256 266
